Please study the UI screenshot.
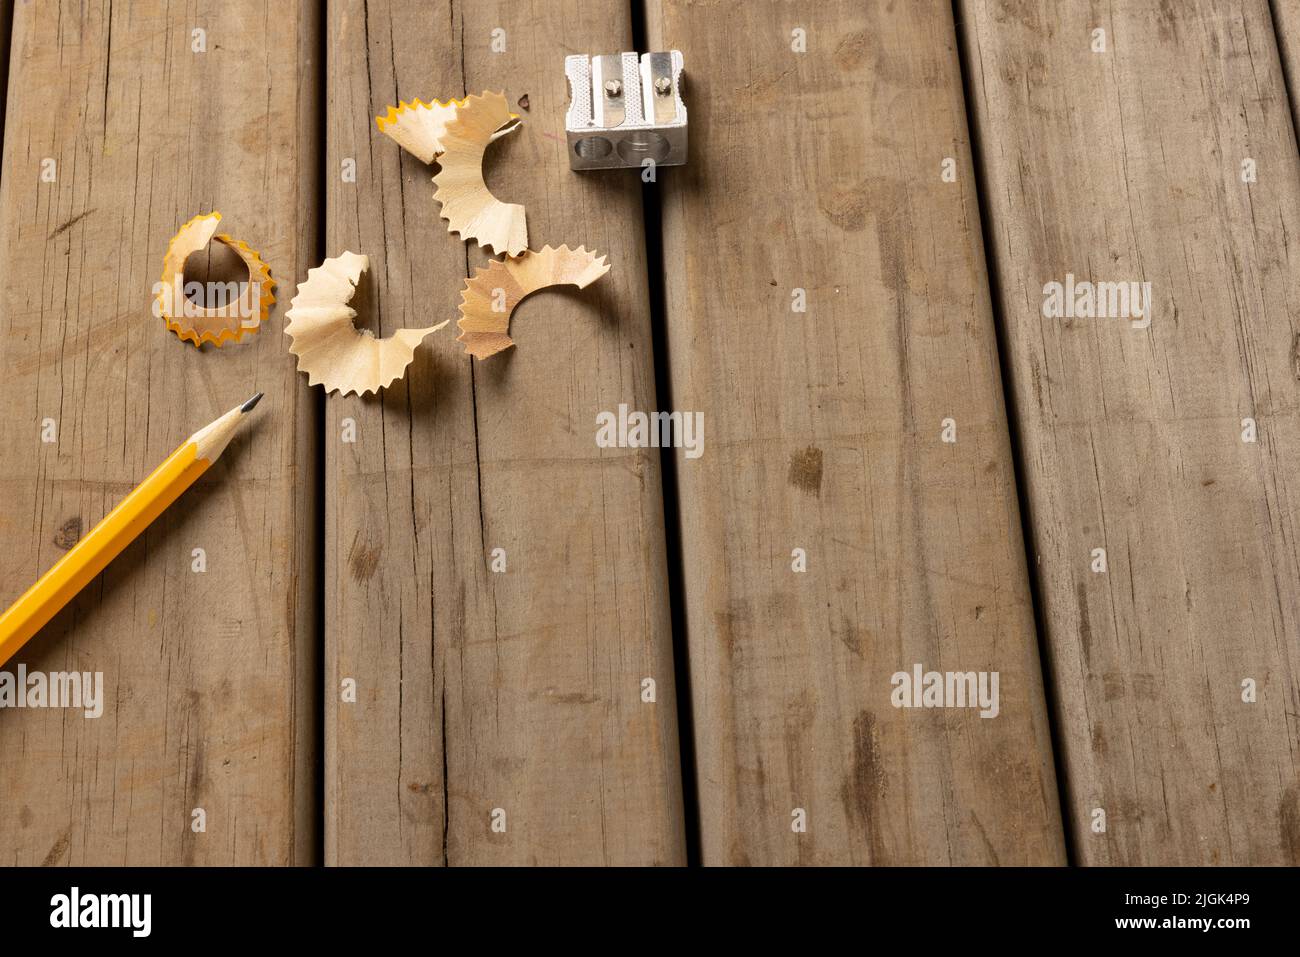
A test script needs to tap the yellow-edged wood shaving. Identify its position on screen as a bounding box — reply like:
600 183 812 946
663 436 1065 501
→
157 212 274 347
375 96 519 164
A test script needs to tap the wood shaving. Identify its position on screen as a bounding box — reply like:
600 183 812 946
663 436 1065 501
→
432 91 528 256
376 96 522 164
456 245 611 359
157 212 274 347
285 251 447 396
375 98 462 164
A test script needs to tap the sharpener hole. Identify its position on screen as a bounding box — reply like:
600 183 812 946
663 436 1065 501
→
616 132 670 163
574 136 614 159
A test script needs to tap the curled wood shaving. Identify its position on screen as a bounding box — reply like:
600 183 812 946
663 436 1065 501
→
376 96 520 164
456 245 611 359
157 212 274 347
376 98 461 164
285 251 447 396
432 91 528 256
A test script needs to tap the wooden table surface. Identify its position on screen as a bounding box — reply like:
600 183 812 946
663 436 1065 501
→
0 0 1297 866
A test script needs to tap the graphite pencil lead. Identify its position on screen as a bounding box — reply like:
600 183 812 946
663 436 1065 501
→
241 392 264 413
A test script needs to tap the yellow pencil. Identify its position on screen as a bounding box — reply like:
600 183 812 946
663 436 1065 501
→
0 393 263 668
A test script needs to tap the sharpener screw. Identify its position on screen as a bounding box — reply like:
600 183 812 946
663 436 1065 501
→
603 79 623 97
654 77 672 96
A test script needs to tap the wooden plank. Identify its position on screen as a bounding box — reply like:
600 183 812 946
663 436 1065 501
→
0 1 320 865
960 0 1300 863
324 0 685 865
646 0 1065 864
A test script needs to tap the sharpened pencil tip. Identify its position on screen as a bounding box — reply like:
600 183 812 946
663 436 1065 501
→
241 392 264 413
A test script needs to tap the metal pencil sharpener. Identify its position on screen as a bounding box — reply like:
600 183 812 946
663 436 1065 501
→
565 51 687 171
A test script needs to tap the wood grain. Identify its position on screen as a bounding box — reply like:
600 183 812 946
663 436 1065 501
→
1275 0 1300 135
961 0 1300 864
324 0 686 865
646 0 1065 864
0 0 319 865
